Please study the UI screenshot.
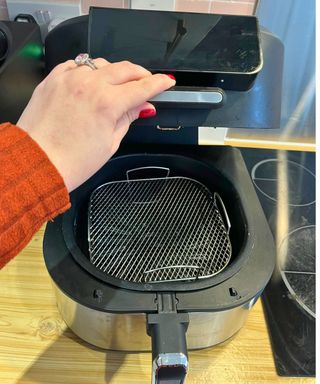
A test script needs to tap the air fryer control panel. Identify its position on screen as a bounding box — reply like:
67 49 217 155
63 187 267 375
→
89 7 262 91
45 11 284 137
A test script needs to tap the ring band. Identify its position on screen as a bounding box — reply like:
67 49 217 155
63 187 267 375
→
74 53 97 70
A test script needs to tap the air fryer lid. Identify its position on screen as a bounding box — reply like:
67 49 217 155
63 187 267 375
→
89 8 262 78
45 14 283 131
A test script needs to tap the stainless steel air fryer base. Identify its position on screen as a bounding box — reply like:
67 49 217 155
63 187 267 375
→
54 283 259 351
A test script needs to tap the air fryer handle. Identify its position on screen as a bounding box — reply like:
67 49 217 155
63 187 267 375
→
147 312 189 384
149 86 226 109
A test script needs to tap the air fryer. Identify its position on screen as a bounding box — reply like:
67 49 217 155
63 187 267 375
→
43 8 283 384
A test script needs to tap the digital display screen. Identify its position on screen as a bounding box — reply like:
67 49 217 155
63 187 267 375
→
89 8 262 74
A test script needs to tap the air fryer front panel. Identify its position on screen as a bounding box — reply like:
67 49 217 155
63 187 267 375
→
54 281 257 351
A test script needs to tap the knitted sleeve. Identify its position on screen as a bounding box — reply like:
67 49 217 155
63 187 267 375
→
0 123 70 269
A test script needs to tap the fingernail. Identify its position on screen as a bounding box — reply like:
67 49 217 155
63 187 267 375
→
139 109 157 119
165 74 176 81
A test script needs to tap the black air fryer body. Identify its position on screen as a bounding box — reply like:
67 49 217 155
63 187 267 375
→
44 145 276 383
43 8 283 384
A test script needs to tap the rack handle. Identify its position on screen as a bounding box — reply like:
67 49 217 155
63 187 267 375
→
126 166 170 181
214 192 231 234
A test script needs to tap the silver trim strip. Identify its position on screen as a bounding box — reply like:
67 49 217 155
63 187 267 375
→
150 90 223 105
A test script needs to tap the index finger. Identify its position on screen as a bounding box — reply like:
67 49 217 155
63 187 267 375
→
114 73 176 114
95 60 152 85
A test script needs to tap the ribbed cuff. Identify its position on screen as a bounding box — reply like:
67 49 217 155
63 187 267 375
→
0 123 71 268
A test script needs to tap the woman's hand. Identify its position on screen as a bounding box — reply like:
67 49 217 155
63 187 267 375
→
17 58 175 191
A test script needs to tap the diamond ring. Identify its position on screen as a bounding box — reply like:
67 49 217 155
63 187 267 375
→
74 53 97 70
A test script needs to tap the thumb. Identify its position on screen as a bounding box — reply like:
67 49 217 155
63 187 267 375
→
111 102 157 155
128 101 156 122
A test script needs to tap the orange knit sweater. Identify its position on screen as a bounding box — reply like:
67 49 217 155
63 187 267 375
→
0 123 70 269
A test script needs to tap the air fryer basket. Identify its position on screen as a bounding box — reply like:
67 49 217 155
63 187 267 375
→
67 151 248 292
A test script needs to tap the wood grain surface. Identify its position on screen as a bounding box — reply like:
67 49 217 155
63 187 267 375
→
0 226 316 384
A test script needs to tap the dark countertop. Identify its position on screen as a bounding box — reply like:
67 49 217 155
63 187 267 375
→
240 147 315 377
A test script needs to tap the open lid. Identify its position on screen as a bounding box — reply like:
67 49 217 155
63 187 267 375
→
45 10 284 143
88 7 262 91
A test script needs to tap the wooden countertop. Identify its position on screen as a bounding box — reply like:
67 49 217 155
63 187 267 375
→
0 226 315 384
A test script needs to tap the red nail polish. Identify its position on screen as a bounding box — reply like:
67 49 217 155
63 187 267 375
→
166 74 176 81
139 109 156 119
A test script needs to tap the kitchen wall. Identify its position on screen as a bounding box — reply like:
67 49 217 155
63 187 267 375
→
257 0 315 140
83 0 256 15
0 0 9 19
1 0 256 22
